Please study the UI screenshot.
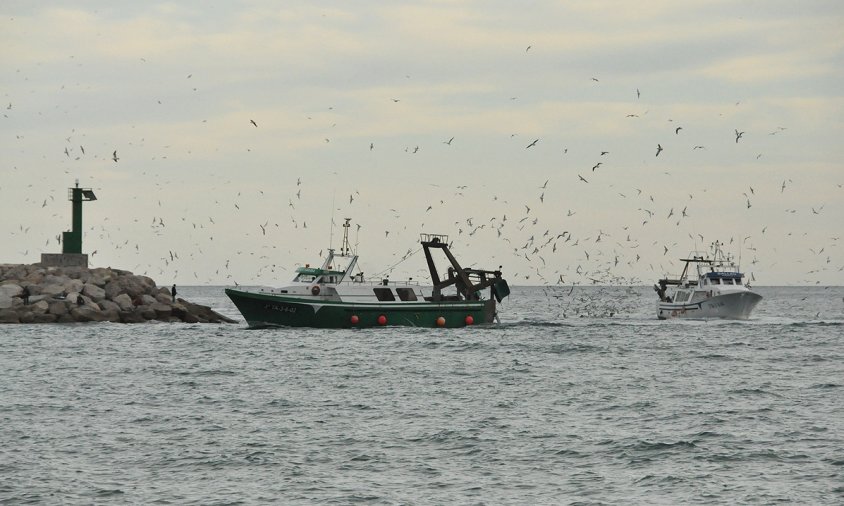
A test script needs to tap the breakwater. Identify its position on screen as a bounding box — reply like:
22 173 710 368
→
0 263 235 324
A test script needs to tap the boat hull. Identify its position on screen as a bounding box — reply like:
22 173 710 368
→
657 291 762 320
225 288 496 328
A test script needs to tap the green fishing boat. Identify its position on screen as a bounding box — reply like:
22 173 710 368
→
225 219 510 328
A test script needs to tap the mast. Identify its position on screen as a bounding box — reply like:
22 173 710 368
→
340 218 352 256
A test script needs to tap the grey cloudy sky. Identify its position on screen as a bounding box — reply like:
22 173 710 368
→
2 1 843 286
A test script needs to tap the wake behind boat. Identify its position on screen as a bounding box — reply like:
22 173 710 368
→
225 219 510 328
654 240 762 320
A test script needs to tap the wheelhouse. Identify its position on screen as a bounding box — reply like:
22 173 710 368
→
701 271 743 286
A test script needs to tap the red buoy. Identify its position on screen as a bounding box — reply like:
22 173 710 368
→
465 315 474 325
436 316 446 327
350 315 359 324
377 315 387 326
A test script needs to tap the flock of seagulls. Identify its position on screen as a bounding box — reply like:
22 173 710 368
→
2 42 841 295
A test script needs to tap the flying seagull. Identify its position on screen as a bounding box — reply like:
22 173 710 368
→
525 139 539 149
112 150 119 162
655 144 663 157
735 129 744 143
250 119 258 127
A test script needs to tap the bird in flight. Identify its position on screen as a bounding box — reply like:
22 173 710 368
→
525 139 539 149
735 129 744 143
655 144 663 157
112 150 119 162
592 162 602 171
250 119 258 127
675 127 682 134
578 174 589 183
444 136 454 145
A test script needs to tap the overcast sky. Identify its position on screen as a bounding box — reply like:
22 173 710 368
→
2 1 842 286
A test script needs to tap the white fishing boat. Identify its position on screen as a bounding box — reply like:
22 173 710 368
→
654 241 762 320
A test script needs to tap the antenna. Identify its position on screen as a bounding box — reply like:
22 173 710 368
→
328 192 336 250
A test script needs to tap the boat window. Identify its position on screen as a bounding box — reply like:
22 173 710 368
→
373 287 396 301
396 287 418 301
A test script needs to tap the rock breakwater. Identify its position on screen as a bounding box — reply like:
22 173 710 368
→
0 263 236 324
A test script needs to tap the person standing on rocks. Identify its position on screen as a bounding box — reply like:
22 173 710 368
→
171 284 177 303
21 286 30 305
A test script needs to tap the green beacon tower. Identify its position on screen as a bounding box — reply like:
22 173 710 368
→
62 181 97 254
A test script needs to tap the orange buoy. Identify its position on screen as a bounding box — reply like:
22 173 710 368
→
377 315 387 326
465 315 474 325
436 316 446 327
350 315 359 324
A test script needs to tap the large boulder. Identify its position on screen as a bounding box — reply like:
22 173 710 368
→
62 278 84 294
104 275 155 300
150 303 172 320
82 283 106 301
31 300 50 314
88 268 113 287
181 300 237 323
40 284 67 297
70 306 110 322
139 306 157 320
48 301 69 316
32 313 57 323
0 284 23 298
0 308 20 323
0 294 13 310
112 293 134 311
99 299 120 313
43 274 67 286
141 294 157 306
120 309 147 323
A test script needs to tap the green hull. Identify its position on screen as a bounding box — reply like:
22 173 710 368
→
225 288 496 328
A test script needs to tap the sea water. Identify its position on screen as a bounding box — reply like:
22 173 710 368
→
1 286 842 504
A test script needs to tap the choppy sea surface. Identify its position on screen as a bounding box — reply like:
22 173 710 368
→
2 285 843 504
